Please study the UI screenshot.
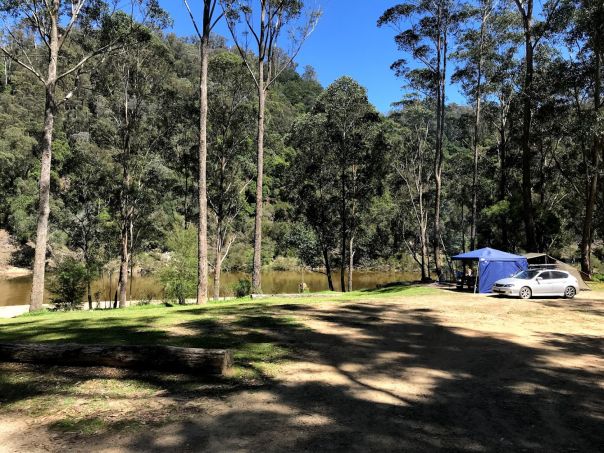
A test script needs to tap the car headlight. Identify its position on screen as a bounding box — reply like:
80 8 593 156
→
502 284 514 288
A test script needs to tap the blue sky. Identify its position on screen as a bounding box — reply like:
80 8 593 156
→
159 0 466 113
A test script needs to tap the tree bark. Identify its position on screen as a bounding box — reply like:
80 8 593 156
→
322 245 334 291
251 64 265 294
348 236 354 292
514 0 537 251
340 166 347 292
30 6 59 312
119 220 129 307
213 219 222 300
470 10 487 251
580 36 602 276
433 8 447 277
197 33 210 304
0 342 233 375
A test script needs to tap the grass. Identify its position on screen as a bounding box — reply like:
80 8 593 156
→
0 284 438 435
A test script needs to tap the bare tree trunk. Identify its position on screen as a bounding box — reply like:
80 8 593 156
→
420 223 429 281
29 10 59 311
433 11 447 277
251 64 265 294
119 221 129 307
514 0 537 251
197 33 210 304
470 11 487 251
129 219 134 297
340 166 347 292
348 236 354 292
580 39 601 276
322 246 334 291
213 219 222 300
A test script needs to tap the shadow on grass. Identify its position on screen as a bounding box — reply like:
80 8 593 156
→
0 299 603 452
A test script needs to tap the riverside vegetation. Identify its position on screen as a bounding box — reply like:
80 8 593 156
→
0 0 603 309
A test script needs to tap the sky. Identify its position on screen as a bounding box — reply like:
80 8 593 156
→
158 0 466 113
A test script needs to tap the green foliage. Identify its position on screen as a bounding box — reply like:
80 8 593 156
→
159 226 198 305
233 279 252 298
48 258 88 311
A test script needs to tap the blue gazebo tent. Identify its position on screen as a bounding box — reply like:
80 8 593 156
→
452 247 528 294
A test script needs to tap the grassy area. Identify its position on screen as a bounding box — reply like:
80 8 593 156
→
0 285 438 436
0 285 438 373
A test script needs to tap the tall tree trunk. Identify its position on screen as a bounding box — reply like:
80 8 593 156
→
29 10 59 312
251 64 265 294
433 13 447 277
498 126 508 248
515 0 537 251
340 166 347 292
580 38 601 276
420 225 429 281
197 33 210 304
119 221 129 307
348 236 354 292
322 246 334 291
470 12 486 251
213 218 222 300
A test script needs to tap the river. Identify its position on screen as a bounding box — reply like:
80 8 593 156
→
0 270 418 307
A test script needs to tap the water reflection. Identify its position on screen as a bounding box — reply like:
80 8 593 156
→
0 270 418 307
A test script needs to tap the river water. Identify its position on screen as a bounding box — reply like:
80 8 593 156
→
0 270 418 307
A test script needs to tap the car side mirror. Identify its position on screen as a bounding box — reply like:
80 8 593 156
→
536 277 542 282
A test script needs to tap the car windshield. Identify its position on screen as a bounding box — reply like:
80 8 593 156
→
513 270 540 280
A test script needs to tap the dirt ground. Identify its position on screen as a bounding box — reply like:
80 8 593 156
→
1 290 603 452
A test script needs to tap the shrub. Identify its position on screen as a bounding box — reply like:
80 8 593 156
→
159 226 197 305
48 257 87 310
233 279 252 298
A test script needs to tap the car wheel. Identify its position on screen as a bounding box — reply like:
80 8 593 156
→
564 286 576 299
519 287 532 300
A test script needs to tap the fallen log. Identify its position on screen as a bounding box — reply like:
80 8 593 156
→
0 343 232 375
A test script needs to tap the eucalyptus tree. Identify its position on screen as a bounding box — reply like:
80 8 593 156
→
56 136 113 309
388 101 433 281
0 0 161 311
220 0 320 293
288 112 338 290
207 51 255 299
183 0 224 304
378 0 464 277
452 0 495 250
313 77 379 291
91 23 171 308
511 0 567 251
561 0 603 275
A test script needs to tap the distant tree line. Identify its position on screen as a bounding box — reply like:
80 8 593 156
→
0 0 602 309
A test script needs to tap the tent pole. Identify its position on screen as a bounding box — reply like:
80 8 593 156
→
474 262 479 294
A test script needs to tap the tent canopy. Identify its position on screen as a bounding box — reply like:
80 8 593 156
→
453 247 528 294
453 247 526 262
524 253 590 291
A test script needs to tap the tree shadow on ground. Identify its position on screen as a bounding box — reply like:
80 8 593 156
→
530 296 604 317
1 301 603 452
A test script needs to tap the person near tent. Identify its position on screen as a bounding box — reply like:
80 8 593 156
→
452 247 528 294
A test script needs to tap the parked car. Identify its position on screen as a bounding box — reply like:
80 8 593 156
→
492 269 579 299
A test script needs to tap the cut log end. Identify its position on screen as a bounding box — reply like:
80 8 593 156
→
0 343 233 376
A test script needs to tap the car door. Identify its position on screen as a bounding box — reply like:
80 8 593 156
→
533 271 554 295
549 271 568 295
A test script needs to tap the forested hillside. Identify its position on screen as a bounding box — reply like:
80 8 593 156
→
0 0 602 305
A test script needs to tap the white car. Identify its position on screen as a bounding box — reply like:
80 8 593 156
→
492 269 579 299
